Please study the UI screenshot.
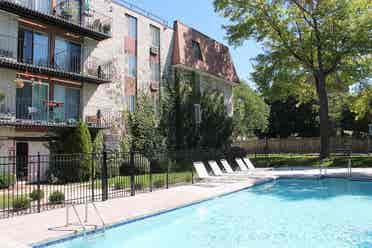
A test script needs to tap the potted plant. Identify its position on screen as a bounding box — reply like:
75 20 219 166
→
14 78 24 89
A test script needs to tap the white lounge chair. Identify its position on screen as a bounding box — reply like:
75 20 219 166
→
220 159 234 173
235 158 249 172
208 161 224 176
243 157 256 170
193 162 236 183
209 161 248 179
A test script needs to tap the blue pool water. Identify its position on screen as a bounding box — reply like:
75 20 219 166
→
43 179 372 248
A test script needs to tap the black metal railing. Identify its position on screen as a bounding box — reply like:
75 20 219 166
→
0 34 112 81
0 149 232 219
0 0 112 36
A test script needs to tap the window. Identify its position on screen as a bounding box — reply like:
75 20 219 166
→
54 37 81 73
150 25 160 48
53 85 80 122
128 55 137 77
127 15 137 39
192 40 203 61
18 29 49 67
16 81 49 121
127 95 135 113
34 0 51 14
150 61 160 82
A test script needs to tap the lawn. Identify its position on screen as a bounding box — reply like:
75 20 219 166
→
249 154 372 168
94 172 193 189
0 194 27 209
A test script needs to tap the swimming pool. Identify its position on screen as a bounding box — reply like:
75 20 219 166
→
38 178 372 248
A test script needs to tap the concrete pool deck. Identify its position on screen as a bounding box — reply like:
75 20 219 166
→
1 167 372 248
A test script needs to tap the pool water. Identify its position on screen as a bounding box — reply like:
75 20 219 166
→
44 179 372 248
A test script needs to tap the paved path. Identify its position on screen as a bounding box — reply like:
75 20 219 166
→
1 167 372 248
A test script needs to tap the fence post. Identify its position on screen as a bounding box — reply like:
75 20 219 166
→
149 162 153 192
91 153 95 202
166 159 170 189
130 150 135 196
37 152 41 213
101 151 108 201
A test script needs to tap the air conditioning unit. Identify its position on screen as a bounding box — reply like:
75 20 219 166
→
150 46 159 55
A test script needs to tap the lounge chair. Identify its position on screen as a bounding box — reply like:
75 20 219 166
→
220 159 235 173
209 161 248 179
243 157 256 170
193 162 236 183
235 158 249 172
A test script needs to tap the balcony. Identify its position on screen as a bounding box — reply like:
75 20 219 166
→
0 0 112 41
0 95 118 129
0 34 113 84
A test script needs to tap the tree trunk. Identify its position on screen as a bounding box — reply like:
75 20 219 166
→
315 73 330 158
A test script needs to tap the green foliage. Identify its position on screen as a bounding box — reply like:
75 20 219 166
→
200 89 233 149
47 122 94 183
349 85 372 121
12 196 31 211
49 191 65 204
160 68 233 150
29 189 44 201
0 174 15 189
153 179 165 188
233 82 269 139
214 0 371 157
128 93 164 154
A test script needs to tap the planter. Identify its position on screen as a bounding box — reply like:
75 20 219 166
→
14 78 24 89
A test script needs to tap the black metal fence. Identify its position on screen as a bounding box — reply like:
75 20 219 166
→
0 149 237 219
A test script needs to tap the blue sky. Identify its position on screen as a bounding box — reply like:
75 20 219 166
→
121 0 263 87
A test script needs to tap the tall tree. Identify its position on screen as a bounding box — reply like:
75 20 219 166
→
233 82 269 139
214 0 371 157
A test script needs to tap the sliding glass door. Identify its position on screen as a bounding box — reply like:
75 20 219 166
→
53 85 80 123
16 81 49 121
18 28 49 67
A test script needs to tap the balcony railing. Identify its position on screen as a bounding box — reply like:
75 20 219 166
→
0 0 112 37
0 34 113 83
0 95 119 128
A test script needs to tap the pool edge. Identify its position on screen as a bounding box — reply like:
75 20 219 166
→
32 178 275 248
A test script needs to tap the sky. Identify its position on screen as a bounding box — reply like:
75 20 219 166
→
121 0 263 87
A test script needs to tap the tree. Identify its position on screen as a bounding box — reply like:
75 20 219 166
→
214 0 371 158
233 82 269 139
47 122 93 183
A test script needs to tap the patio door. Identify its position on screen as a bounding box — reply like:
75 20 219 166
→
16 142 28 180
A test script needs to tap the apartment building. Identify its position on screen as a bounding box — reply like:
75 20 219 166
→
0 0 238 179
0 0 113 175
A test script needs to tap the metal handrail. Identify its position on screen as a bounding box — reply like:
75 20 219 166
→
91 202 106 232
66 204 87 237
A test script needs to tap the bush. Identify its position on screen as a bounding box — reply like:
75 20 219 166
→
153 179 164 188
135 182 144 190
29 189 44 201
0 174 16 189
49 191 65 204
112 181 127 190
13 196 31 211
47 122 94 183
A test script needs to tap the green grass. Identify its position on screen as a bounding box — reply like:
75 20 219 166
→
249 154 372 168
0 194 28 209
94 172 192 189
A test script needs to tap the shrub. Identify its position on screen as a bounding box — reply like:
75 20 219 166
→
49 191 65 204
29 189 45 201
153 179 164 188
47 122 94 183
112 181 127 190
135 182 144 190
0 174 16 189
13 196 31 211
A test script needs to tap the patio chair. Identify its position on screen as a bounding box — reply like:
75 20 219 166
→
193 162 236 183
209 161 248 180
243 157 256 170
220 159 235 174
235 158 249 172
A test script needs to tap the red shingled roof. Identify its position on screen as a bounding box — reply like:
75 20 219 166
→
172 21 239 84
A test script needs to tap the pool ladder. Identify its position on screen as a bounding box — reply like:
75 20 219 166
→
66 202 106 238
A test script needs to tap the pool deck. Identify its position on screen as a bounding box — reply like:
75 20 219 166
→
1 167 372 247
